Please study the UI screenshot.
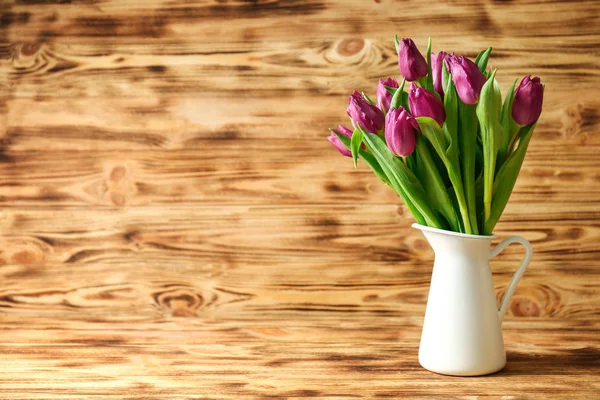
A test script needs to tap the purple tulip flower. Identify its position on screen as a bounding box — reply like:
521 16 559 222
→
446 54 487 104
327 125 353 157
377 77 399 112
430 51 448 99
512 76 544 126
398 38 428 81
346 90 385 133
385 107 418 157
408 83 446 126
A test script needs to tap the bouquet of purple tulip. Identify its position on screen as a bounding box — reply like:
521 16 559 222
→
328 37 544 235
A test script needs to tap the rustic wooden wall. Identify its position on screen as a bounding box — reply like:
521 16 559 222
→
1 0 599 398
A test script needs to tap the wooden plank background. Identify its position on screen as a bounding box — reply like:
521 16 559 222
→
1 0 599 398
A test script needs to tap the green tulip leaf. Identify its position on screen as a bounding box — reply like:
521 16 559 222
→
474 168 484 234
350 129 363 168
390 78 406 110
456 101 479 234
400 85 409 110
413 135 459 231
442 59 451 93
476 70 504 233
416 117 474 234
486 123 536 233
394 34 400 54
406 152 417 171
360 129 444 228
446 184 463 233
362 92 376 105
443 73 459 168
425 37 434 93
498 79 519 166
332 129 389 185
416 117 448 158
385 86 398 95
475 47 492 73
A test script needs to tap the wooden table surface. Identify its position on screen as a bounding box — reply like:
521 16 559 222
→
1 0 599 398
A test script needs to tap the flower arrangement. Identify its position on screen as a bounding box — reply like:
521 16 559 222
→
328 37 544 235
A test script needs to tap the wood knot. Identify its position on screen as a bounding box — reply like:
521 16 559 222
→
110 166 127 182
102 163 136 206
337 38 365 56
510 296 541 317
20 42 41 56
566 227 584 240
6 238 51 265
413 238 428 251
561 103 599 142
325 182 342 192
110 193 126 206
498 284 561 317
313 217 339 227
363 294 379 302
12 250 44 264
154 288 203 318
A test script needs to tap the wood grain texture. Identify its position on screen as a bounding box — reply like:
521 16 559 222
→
1 144 600 206
1 0 600 398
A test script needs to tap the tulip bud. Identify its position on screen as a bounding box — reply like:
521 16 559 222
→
346 90 385 133
398 38 428 81
408 83 446 126
327 125 352 157
446 54 486 104
385 107 417 157
430 51 447 99
376 77 399 112
512 76 544 126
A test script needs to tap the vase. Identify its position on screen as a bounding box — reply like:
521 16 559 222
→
413 223 533 376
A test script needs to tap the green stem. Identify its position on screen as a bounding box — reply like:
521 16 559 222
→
459 104 479 235
505 126 522 159
414 136 459 231
449 172 472 234
415 117 473 234
361 131 445 229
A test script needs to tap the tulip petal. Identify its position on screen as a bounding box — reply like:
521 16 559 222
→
328 132 352 157
347 91 385 133
409 83 446 126
511 76 543 126
447 55 486 104
377 78 399 113
399 38 428 81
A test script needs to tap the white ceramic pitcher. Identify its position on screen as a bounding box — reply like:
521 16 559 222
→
413 223 533 376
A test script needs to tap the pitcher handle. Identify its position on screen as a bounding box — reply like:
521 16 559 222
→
490 235 533 322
